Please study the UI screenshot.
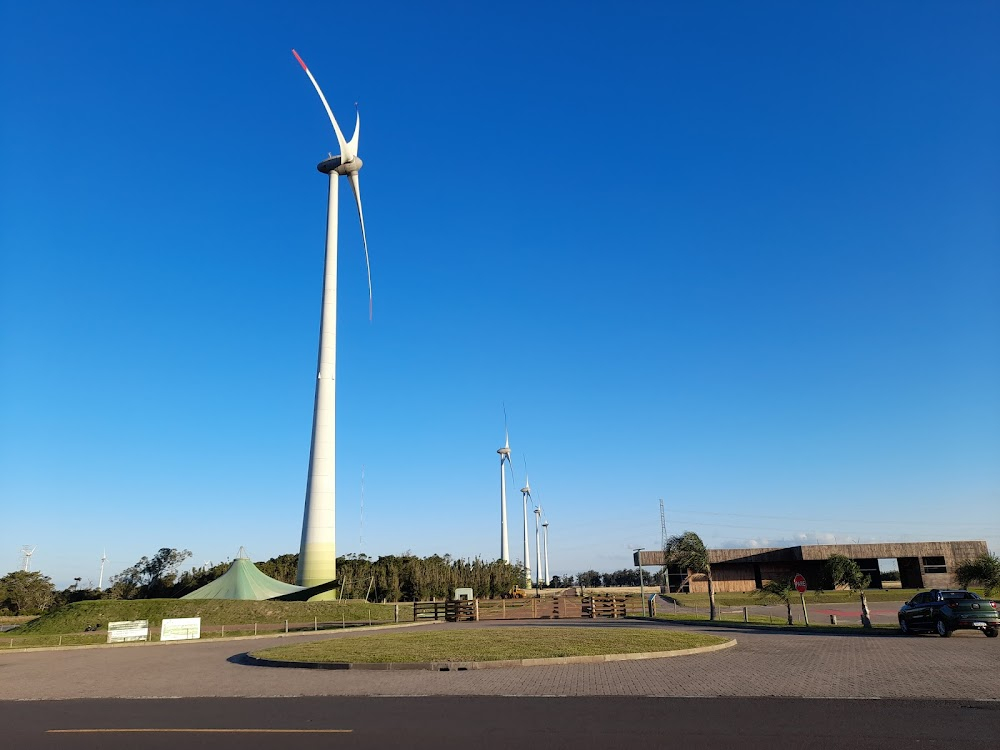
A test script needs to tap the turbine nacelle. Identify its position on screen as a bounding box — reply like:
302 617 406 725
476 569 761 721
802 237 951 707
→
318 155 364 176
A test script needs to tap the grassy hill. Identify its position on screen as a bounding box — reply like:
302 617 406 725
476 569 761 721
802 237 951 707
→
13 598 400 635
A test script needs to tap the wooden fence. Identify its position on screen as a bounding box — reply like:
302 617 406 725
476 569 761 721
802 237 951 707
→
581 596 627 618
413 600 480 622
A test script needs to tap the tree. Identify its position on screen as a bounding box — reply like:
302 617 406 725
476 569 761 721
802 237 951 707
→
824 554 872 628
955 552 1000 597
576 570 602 588
0 571 56 615
664 531 717 620
754 576 796 625
108 548 192 599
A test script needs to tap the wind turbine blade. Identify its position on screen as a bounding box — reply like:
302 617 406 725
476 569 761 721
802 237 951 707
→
347 108 360 159
346 170 373 320
292 49 349 159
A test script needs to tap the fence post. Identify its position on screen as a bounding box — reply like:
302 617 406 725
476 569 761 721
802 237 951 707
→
59 635 62 646
368 608 372 626
830 614 837 625
342 613 346 628
502 599 506 619
314 617 318 632
254 623 257 636
474 599 480 622
284 620 288 634
394 604 399 623
743 607 748 623
221 625 224 638
532 599 537 619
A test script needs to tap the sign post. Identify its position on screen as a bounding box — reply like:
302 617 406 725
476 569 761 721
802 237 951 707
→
794 574 809 626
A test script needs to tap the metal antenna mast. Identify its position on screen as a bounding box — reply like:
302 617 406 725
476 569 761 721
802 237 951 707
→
20 546 36 572
659 498 667 549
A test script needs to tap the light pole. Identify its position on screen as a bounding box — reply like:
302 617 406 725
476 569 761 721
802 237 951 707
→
634 548 645 617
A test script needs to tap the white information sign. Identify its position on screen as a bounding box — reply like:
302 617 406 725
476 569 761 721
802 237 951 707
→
160 617 201 641
107 619 149 643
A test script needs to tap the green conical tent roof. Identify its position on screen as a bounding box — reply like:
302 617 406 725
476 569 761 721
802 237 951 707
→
181 548 304 600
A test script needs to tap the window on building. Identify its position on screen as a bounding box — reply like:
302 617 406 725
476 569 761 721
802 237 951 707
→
921 556 947 574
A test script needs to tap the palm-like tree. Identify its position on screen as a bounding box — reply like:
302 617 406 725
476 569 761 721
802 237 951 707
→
663 531 716 620
824 554 872 628
754 576 796 625
955 552 1000 597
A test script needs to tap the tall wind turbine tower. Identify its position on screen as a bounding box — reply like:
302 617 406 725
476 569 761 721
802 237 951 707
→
498 431 511 563
98 550 108 589
292 50 372 595
520 476 532 586
542 519 550 585
21 546 35 572
533 507 542 588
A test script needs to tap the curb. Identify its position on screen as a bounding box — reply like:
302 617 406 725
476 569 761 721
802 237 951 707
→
242 636 736 671
0 621 434 655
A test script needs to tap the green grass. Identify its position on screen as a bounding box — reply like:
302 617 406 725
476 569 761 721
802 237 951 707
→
0 616 37 626
250 626 729 663
651 612 897 633
653 588 988 607
10 598 400 636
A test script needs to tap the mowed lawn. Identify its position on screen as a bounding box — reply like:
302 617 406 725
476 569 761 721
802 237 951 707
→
251 626 729 663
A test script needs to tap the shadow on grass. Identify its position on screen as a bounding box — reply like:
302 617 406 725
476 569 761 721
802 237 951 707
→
647 617 903 638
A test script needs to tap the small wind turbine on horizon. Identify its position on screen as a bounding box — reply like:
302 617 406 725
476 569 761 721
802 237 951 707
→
21 546 36 572
292 49 373 594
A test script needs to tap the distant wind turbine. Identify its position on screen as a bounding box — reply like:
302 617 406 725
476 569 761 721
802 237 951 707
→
542 519 550 585
292 50 373 595
520 474 532 587
498 425 511 564
98 549 108 590
534 506 542 588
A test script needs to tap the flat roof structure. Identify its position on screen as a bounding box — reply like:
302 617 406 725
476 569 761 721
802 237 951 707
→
635 540 988 593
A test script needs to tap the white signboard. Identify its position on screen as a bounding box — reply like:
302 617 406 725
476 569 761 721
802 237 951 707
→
160 617 201 642
107 619 149 643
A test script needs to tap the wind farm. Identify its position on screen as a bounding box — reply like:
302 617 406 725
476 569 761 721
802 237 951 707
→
3 6 997 615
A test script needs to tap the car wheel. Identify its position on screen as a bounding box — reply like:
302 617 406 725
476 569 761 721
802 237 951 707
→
935 619 952 638
985 627 998 638
899 618 911 635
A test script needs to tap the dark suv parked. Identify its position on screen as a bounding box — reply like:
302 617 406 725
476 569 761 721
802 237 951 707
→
898 589 999 637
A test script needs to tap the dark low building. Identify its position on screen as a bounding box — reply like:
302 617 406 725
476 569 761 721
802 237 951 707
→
635 540 988 593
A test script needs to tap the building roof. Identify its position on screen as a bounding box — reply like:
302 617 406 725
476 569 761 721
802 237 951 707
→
181 548 305 600
637 540 988 567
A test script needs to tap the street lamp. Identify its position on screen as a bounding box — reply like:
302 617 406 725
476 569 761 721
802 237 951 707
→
633 548 645 617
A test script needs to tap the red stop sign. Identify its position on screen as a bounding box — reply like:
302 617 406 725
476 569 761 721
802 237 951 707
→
794 574 807 593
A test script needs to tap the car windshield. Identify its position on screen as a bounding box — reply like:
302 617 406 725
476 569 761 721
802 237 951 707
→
941 591 979 600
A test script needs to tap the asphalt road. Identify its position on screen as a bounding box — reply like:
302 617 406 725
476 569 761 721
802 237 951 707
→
3 696 998 749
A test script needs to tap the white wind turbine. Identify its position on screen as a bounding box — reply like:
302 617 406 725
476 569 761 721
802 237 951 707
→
292 50 373 594
497 427 511 564
542 518 550 585
520 474 532 587
98 549 108 590
534 506 542 588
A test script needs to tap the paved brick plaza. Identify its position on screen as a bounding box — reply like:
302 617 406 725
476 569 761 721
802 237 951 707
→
0 619 996 701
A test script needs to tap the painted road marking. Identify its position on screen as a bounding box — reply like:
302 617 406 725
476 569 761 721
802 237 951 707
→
48 728 352 734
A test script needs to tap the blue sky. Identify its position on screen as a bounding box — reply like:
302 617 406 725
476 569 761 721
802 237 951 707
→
1 3 998 587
